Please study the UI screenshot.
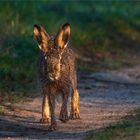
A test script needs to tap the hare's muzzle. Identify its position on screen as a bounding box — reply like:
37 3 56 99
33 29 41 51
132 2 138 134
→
48 73 60 81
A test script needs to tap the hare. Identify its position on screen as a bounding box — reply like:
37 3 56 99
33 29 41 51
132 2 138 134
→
33 23 80 131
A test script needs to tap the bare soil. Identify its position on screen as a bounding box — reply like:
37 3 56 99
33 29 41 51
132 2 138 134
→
0 65 140 140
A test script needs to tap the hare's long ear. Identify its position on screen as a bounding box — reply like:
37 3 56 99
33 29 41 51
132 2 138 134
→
55 23 70 51
33 24 50 53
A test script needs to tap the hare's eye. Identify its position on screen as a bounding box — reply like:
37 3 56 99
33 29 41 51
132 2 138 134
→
45 56 47 60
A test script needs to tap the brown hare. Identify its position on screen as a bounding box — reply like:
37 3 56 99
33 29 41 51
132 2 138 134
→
33 23 80 131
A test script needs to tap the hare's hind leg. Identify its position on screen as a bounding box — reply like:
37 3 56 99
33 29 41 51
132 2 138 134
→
69 74 80 119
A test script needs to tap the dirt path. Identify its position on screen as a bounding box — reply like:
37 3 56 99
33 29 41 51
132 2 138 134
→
1 66 140 140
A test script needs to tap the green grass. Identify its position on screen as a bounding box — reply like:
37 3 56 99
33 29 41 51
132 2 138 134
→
86 109 140 140
0 1 140 101
0 105 5 115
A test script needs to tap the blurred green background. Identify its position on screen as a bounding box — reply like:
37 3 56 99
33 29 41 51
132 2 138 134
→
0 0 140 102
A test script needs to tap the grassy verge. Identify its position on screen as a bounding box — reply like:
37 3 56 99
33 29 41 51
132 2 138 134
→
0 35 39 103
0 105 4 115
86 109 140 140
0 1 140 102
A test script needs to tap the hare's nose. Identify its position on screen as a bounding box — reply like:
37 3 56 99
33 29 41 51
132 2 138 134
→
48 73 59 81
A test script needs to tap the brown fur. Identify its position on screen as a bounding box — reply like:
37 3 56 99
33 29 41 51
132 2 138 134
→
34 23 80 131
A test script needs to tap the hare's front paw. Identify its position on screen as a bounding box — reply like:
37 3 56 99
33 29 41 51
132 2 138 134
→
40 118 50 123
59 110 69 123
48 122 58 131
69 111 81 120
